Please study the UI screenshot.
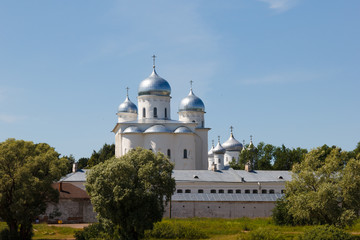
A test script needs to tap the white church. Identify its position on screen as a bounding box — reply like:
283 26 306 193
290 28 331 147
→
112 56 245 171
42 58 291 222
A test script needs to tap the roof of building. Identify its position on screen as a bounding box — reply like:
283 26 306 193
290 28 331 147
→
118 96 137 114
179 89 205 112
171 193 283 202
138 69 171 96
60 169 291 183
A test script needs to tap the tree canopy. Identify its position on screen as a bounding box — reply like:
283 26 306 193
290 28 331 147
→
273 146 360 226
0 138 68 239
85 147 176 240
87 143 115 167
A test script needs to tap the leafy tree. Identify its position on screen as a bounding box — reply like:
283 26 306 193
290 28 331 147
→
275 146 360 226
85 147 176 240
0 138 68 239
87 143 115 167
62 154 75 173
77 157 89 169
273 145 307 170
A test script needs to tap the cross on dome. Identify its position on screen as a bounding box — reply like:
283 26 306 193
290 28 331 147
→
190 80 193 90
152 54 156 69
126 87 129 97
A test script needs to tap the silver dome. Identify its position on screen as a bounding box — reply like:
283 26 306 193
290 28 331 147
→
174 126 192 133
179 89 205 112
118 96 138 114
144 124 171 133
213 142 226 154
208 146 214 156
123 126 142 133
138 69 171 96
222 133 243 151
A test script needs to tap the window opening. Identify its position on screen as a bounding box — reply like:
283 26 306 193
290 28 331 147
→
183 149 188 158
153 107 157 118
185 189 191 193
143 108 146 118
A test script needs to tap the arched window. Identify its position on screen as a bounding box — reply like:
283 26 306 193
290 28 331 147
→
269 189 275 194
167 149 171 158
228 189 233 194
198 189 204 193
185 189 191 193
218 158 221 164
236 189 241 194
262 189 267 194
210 189 216 193
165 108 167 119
143 108 146 118
177 189 183 193
218 189 224 194
153 107 157 118
183 149 188 158
253 189 258 194
201 121 204 127
245 189 250 194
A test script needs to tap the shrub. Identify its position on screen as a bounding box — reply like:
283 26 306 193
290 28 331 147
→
74 223 115 240
145 221 209 239
299 225 353 240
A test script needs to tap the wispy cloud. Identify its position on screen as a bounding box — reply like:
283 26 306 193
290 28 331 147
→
258 0 299 13
238 71 324 85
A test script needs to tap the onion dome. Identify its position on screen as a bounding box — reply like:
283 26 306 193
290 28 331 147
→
138 69 171 96
179 89 205 112
247 135 256 151
123 126 142 133
174 126 192 133
208 140 215 157
118 95 138 113
222 127 243 151
144 125 171 133
213 137 226 154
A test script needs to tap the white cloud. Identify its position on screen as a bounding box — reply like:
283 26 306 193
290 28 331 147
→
258 0 299 12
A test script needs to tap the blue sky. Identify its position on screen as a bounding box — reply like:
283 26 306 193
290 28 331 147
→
1 0 359 159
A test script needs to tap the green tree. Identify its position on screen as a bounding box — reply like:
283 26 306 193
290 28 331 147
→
77 157 89 169
275 146 360 226
0 139 68 239
85 147 176 240
87 143 115 167
62 154 75 173
272 145 307 170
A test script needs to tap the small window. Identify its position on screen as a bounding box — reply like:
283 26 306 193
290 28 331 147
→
253 189 258 194
202 121 204 127
177 189 183 193
183 149 188 158
165 108 167 119
262 189 267 194
185 189 191 193
245 189 250 194
236 189 241 194
228 189 233 194
219 189 224 193
218 158 221 164
269 189 275 194
198 189 204 193
210 189 216 193
143 108 146 118
153 107 157 118
281 189 285 194
167 149 171 158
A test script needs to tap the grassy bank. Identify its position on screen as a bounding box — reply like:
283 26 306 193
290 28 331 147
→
1 218 360 239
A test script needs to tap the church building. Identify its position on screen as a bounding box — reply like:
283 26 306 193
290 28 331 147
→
112 57 209 170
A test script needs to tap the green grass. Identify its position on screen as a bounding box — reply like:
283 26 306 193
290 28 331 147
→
1 218 360 239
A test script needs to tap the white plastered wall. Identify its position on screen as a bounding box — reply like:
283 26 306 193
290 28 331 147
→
138 95 170 120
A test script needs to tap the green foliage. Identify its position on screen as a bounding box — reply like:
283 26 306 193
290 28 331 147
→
77 157 89 169
74 223 115 240
279 146 360 226
86 147 176 240
62 154 75 173
145 221 209 239
87 143 115 167
238 227 285 240
230 142 307 171
0 138 68 240
299 225 353 240
272 197 296 226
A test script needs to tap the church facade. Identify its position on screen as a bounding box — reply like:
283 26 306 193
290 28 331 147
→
112 61 209 170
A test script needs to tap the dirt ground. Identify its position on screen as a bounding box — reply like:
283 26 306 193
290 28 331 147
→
48 223 89 229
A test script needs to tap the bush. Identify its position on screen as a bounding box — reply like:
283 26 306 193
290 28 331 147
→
238 228 285 240
299 225 353 240
74 223 114 240
145 221 209 239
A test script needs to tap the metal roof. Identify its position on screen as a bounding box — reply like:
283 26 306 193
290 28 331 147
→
171 193 283 202
60 169 291 183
